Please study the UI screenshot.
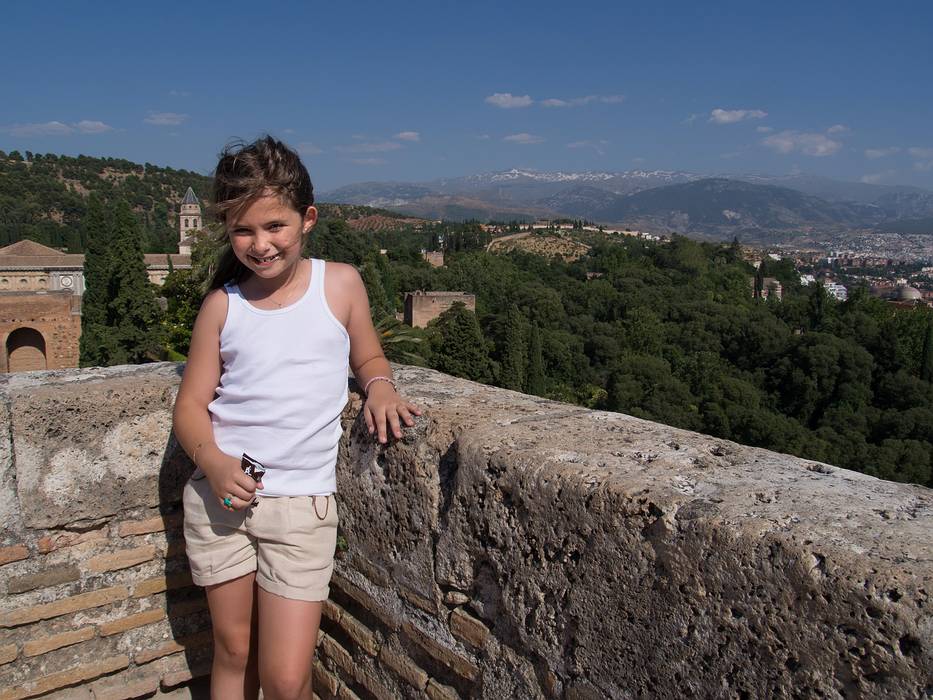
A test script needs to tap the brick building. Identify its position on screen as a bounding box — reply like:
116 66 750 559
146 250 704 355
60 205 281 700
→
404 291 476 328
0 194 195 372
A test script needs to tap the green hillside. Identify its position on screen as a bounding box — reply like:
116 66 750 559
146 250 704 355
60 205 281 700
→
0 150 408 254
0 150 212 253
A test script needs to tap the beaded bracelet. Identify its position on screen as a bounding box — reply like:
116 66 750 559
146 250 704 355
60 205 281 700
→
363 375 397 395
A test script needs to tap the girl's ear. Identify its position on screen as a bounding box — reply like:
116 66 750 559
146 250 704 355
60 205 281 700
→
303 206 318 234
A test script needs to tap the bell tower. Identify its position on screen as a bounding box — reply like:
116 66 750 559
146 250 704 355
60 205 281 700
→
178 187 201 254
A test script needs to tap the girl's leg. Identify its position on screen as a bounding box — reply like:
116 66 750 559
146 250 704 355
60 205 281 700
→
205 573 260 700
256 588 323 700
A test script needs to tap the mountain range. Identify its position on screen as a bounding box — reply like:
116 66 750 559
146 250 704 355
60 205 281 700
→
321 169 933 239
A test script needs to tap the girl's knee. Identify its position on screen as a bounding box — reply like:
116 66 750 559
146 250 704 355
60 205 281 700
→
259 665 312 700
213 630 254 670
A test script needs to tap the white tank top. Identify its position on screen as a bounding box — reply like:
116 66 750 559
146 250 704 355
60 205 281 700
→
209 258 350 496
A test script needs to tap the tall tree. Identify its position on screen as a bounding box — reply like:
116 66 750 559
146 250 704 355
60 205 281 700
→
524 321 546 396
921 318 933 383
499 304 528 391
107 199 165 363
80 198 163 366
428 302 492 383
79 195 118 366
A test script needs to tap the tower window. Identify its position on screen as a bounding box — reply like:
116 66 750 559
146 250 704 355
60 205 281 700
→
184 218 189 227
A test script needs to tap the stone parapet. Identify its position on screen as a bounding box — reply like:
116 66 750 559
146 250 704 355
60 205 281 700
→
0 363 929 698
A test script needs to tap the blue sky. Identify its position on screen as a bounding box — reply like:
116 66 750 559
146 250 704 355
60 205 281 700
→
2 1 932 191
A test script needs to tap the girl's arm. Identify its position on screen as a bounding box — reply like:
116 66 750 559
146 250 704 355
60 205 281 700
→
339 265 421 443
172 289 260 508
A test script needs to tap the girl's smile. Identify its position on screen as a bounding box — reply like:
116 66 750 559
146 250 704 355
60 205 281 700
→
227 193 317 283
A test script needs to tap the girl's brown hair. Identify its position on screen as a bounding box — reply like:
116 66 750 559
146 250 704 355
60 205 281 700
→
207 136 314 290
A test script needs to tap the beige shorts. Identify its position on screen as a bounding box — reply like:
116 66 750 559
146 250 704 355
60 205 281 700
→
182 475 338 601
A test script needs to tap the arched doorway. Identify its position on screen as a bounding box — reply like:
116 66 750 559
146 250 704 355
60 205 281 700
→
6 327 47 373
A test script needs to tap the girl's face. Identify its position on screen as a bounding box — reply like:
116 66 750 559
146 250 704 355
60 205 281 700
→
227 193 317 282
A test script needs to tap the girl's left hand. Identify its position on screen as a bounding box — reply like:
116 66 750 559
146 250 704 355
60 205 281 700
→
363 382 422 443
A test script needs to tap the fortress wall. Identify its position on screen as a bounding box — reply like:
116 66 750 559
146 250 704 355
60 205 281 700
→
0 363 929 699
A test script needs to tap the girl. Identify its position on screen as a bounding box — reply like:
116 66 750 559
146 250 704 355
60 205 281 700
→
172 136 420 700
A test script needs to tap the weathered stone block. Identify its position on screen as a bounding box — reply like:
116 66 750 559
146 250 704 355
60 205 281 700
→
134 630 211 665
0 643 18 665
87 545 157 573
23 626 96 657
88 669 160 700
132 573 192 598
0 544 28 566
448 608 489 649
378 641 428 690
10 365 188 529
320 634 354 676
98 608 166 636
425 679 459 700
0 586 128 627
401 622 479 681
116 512 183 537
312 659 339 696
8 564 80 594
0 654 128 700
336 609 379 656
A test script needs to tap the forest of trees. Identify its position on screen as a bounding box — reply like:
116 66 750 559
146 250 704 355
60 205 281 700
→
4 150 929 488
157 219 933 488
0 150 211 254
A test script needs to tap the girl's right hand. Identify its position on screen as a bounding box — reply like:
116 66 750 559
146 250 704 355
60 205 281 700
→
201 449 264 510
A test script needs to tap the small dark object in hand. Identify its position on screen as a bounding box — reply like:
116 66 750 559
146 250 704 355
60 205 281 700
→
241 453 266 482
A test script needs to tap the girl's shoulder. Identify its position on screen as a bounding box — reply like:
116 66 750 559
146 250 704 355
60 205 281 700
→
197 286 230 335
321 260 360 281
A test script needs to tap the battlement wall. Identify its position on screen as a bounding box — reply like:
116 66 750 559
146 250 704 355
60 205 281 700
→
0 363 929 699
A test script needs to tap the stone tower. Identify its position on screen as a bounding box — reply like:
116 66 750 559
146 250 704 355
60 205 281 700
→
178 187 201 254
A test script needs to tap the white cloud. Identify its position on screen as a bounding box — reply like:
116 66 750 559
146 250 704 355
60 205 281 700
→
710 108 768 124
336 141 402 153
756 126 773 133
503 133 544 144
394 131 420 142
865 147 901 159
5 120 115 137
826 124 849 134
169 90 190 97
762 130 841 157
349 158 387 165
485 93 533 109
860 171 896 184
682 113 703 125
7 121 74 137
75 120 113 134
908 147 933 159
567 139 609 155
542 95 624 108
632 157 646 164
475 134 490 140
297 142 323 155
144 112 188 126
915 160 933 172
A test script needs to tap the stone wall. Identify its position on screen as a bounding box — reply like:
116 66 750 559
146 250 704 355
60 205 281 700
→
0 364 930 699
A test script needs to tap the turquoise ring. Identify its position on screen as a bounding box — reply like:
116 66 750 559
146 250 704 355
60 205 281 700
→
223 496 233 508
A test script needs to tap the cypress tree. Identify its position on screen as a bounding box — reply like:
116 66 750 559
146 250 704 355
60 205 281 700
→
524 321 546 396
79 195 117 366
499 304 528 391
921 318 933 383
430 302 492 383
80 198 163 366
361 257 392 320
107 199 164 363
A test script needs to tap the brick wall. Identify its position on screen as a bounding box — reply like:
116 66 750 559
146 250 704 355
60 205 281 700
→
0 293 81 372
0 363 930 699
